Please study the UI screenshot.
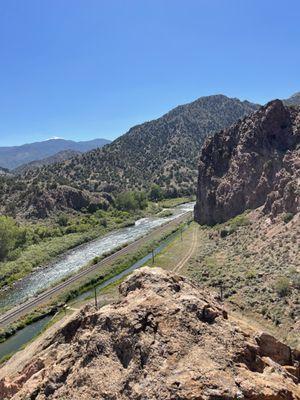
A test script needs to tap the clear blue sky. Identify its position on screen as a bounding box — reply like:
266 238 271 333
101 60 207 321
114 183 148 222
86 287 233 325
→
0 0 299 146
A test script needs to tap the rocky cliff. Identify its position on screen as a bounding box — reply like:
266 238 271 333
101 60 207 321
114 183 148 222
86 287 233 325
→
194 100 300 225
1 267 299 399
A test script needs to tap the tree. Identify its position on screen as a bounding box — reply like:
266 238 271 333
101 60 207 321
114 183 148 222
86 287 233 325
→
115 191 138 211
133 191 148 210
149 184 163 202
0 216 18 261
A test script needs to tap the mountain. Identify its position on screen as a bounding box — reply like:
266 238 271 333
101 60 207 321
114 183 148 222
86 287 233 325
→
11 95 258 215
284 92 300 106
194 100 300 225
1 267 299 399
39 95 258 193
0 138 111 170
13 149 82 174
0 166 10 175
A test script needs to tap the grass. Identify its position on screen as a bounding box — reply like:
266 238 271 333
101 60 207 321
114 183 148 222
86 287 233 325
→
56 222 187 305
0 197 193 289
144 210 299 348
0 216 191 352
0 307 55 344
149 222 195 271
158 196 195 208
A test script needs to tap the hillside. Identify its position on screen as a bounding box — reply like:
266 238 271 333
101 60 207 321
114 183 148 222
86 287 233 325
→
1 267 299 399
0 167 10 176
191 99 300 347
0 138 111 170
284 92 300 106
1 95 258 218
194 100 300 225
26 95 258 194
13 150 81 174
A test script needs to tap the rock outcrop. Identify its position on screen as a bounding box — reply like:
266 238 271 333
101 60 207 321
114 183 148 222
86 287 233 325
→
23 185 110 218
194 100 300 225
1 267 299 399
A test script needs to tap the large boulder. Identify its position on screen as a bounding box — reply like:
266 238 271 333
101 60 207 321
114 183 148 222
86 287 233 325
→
0 267 299 399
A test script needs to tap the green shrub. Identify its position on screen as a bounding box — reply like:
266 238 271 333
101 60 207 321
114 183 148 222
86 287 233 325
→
0 216 19 261
148 184 164 201
274 277 290 297
57 213 69 227
282 213 294 224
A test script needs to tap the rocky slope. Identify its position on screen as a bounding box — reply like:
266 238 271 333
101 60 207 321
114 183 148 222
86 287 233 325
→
194 100 300 225
0 267 299 399
187 211 300 348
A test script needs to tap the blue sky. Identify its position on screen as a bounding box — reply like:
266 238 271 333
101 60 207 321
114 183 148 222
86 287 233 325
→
0 0 299 146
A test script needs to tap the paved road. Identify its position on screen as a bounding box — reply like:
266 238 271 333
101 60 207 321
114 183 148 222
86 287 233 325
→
0 211 192 328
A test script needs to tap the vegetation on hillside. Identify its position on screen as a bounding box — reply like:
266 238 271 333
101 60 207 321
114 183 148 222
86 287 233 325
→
0 95 258 218
0 191 192 289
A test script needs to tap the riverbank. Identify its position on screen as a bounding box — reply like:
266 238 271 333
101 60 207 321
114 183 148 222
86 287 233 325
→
0 216 192 363
0 196 194 291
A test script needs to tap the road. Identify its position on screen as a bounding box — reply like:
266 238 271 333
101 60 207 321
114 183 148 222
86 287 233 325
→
0 210 192 328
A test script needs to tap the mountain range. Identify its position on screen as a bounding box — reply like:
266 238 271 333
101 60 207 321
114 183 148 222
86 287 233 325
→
24 95 259 190
0 138 111 170
1 92 300 218
13 150 82 174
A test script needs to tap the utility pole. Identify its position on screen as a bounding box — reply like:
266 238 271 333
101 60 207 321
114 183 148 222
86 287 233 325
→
152 249 155 264
180 227 183 241
94 286 98 309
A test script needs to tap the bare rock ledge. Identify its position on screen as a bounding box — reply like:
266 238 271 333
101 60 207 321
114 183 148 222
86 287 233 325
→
1 267 299 399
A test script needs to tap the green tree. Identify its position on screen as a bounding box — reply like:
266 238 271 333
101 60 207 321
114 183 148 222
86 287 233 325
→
116 191 138 211
133 191 148 210
0 216 18 261
149 184 164 202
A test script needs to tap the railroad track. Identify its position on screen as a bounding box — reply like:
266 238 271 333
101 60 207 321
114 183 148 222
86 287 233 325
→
0 210 192 327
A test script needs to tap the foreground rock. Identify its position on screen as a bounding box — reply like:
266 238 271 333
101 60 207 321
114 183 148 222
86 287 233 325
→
194 100 300 225
0 267 299 399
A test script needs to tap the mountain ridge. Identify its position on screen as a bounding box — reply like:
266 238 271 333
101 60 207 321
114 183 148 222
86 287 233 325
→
1 94 259 218
13 149 82 174
284 92 300 106
0 138 111 170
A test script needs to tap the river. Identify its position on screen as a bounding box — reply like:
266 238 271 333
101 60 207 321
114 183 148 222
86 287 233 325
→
0 202 194 311
0 212 191 362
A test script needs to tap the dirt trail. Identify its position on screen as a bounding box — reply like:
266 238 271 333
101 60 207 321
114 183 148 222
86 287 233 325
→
173 226 198 273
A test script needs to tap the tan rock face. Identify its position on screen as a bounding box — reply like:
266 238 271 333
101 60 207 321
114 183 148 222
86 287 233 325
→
1 267 299 399
194 100 300 225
